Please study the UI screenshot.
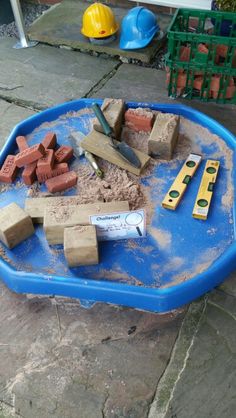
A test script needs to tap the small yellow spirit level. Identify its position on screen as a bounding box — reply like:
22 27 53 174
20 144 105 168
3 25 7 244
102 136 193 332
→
162 153 202 210
192 159 220 220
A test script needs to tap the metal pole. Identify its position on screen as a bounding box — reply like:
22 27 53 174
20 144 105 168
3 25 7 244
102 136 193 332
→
9 0 38 49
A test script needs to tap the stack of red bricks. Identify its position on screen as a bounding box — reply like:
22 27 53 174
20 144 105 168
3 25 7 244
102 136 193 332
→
166 43 236 99
0 132 78 193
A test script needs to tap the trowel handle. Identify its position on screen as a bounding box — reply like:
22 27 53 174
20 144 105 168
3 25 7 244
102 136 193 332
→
92 103 113 137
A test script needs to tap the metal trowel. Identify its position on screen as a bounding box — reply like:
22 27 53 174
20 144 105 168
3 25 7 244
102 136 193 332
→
69 131 103 178
92 103 141 169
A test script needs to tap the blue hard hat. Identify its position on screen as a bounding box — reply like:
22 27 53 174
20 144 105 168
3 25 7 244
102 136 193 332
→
120 6 159 50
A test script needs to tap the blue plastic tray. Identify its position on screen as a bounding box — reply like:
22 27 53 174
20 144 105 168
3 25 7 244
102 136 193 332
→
0 98 235 313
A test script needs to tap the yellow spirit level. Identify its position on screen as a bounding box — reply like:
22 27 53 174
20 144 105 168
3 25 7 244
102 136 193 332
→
192 159 220 220
162 153 202 210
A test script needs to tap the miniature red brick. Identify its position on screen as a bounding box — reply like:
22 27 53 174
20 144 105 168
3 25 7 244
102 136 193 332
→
177 73 187 88
36 163 69 183
22 162 37 186
193 76 204 90
166 70 170 86
15 143 45 168
180 46 190 62
198 43 209 54
210 75 221 92
54 146 73 163
125 108 154 133
37 149 55 172
216 44 228 58
214 85 236 100
229 77 235 86
42 132 57 149
15 137 36 185
225 85 236 99
176 87 185 96
16 135 28 152
45 171 77 193
0 155 18 183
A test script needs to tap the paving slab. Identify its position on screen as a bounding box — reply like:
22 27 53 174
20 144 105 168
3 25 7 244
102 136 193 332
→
0 37 118 110
94 64 236 135
219 271 236 297
0 283 185 418
28 0 171 64
149 291 236 418
0 99 36 148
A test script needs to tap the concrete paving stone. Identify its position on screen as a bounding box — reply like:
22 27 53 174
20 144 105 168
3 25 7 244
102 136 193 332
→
219 271 236 297
148 298 206 418
28 0 171 64
160 291 236 418
0 37 118 110
95 64 236 135
0 99 36 149
0 283 185 418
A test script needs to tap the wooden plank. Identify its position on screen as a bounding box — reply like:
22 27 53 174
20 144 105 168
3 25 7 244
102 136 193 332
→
44 200 130 245
80 129 150 176
64 225 99 267
25 197 129 224
25 196 81 223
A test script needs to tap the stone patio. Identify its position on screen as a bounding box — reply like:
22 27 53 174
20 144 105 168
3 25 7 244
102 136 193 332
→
0 36 236 418
28 0 171 63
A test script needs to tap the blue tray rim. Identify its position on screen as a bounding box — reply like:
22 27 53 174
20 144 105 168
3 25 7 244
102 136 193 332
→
0 98 235 313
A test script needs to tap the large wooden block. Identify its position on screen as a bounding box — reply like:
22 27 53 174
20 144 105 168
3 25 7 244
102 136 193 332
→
148 113 180 160
44 200 129 245
64 225 98 267
80 129 150 176
0 203 34 249
25 197 129 224
25 196 81 223
93 98 125 139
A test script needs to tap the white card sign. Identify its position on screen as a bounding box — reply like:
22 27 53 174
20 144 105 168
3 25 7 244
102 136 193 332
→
90 210 146 241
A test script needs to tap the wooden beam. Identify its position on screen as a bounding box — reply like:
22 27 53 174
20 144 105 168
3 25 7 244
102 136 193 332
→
80 129 150 176
43 200 130 245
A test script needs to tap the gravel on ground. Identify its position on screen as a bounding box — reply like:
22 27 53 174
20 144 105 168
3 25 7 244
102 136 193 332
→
0 1 49 38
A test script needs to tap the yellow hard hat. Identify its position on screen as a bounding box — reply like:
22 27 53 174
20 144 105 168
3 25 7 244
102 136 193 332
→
81 2 119 38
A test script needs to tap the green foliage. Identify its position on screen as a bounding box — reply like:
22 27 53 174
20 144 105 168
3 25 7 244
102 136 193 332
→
216 0 236 11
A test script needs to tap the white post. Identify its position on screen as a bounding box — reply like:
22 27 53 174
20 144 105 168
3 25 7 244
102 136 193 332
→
10 0 38 48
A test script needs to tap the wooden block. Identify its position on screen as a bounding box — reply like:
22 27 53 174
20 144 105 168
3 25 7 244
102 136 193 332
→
0 203 34 249
148 112 180 160
93 98 125 139
25 196 82 223
80 129 150 176
64 225 98 267
44 200 129 245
